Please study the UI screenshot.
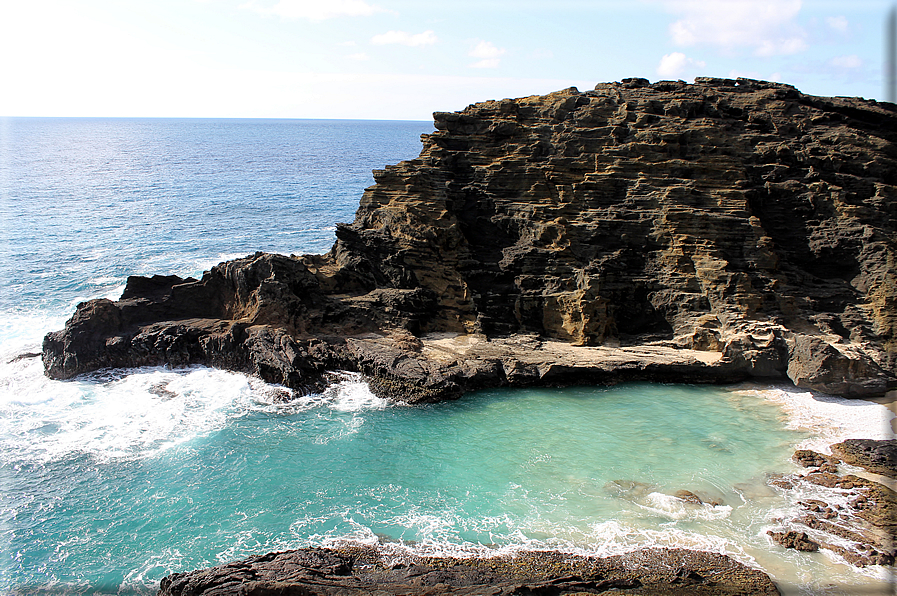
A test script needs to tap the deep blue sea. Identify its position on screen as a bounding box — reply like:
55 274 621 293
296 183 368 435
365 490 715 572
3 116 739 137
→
0 118 892 596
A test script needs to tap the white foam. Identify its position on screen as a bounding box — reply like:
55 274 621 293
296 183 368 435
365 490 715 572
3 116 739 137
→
321 372 390 412
0 312 68 353
103 284 127 300
640 492 733 521
0 365 254 462
311 517 740 566
286 494 743 567
0 350 388 463
735 384 894 453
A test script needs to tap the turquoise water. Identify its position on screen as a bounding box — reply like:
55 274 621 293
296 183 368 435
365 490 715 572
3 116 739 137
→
0 118 892 595
2 370 807 593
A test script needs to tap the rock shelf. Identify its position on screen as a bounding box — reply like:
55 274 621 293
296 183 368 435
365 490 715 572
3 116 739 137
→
157 545 780 596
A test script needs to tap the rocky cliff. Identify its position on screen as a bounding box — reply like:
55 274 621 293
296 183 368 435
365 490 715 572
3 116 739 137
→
43 77 897 400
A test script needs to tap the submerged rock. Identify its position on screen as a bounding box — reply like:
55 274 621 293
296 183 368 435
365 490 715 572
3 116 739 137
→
43 78 897 400
674 489 723 507
156 545 780 595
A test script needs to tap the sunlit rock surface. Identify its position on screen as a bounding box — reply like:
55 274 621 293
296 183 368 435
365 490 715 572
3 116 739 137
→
44 77 897 400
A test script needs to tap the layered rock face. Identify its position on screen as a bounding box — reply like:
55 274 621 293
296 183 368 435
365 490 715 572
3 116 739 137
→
43 77 897 400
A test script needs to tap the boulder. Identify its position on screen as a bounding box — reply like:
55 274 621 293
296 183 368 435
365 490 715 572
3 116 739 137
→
767 530 820 552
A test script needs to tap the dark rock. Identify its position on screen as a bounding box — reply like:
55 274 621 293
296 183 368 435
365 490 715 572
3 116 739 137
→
120 274 195 301
799 515 895 566
831 438 897 478
767 474 795 490
156 546 780 595
674 489 722 506
825 544 894 568
799 499 838 518
675 489 705 504
42 79 897 400
771 444 897 567
6 352 41 363
767 530 820 551
792 449 839 472
786 335 891 397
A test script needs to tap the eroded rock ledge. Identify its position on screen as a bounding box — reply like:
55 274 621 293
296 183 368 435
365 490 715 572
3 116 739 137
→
157 545 780 595
43 77 897 400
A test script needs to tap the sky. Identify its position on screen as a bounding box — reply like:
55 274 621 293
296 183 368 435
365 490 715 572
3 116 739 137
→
0 0 892 120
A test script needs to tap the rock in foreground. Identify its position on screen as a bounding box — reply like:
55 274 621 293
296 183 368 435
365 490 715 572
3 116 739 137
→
157 546 780 595
768 439 897 567
831 438 897 479
43 77 897 400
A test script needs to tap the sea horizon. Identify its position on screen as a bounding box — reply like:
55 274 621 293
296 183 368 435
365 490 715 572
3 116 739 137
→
1 115 432 123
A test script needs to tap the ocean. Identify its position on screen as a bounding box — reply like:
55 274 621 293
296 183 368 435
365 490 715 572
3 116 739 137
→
0 117 893 595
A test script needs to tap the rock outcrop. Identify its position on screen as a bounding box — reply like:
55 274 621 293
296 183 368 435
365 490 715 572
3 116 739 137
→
831 438 897 478
43 77 897 400
768 438 897 567
156 545 780 595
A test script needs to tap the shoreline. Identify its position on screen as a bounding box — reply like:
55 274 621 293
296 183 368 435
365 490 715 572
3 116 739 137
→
738 383 895 452
41 80 897 402
3 350 894 594
146 381 895 596
865 391 897 435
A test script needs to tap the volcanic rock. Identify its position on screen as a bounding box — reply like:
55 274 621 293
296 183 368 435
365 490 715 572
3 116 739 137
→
673 489 723 506
767 530 820 552
792 449 839 473
831 438 897 478
768 441 897 567
156 545 780 595
43 77 897 400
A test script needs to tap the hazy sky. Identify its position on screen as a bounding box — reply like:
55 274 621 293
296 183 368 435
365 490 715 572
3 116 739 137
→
0 0 890 119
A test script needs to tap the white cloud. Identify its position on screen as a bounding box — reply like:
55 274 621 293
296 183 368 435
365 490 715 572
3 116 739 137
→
371 30 437 47
727 69 760 80
830 54 863 69
470 40 505 59
240 0 383 21
348 52 369 61
755 36 807 57
469 40 505 69
664 0 807 57
826 15 848 33
656 52 705 77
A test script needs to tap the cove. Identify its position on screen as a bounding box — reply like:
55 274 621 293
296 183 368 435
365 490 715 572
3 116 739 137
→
2 367 888 595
